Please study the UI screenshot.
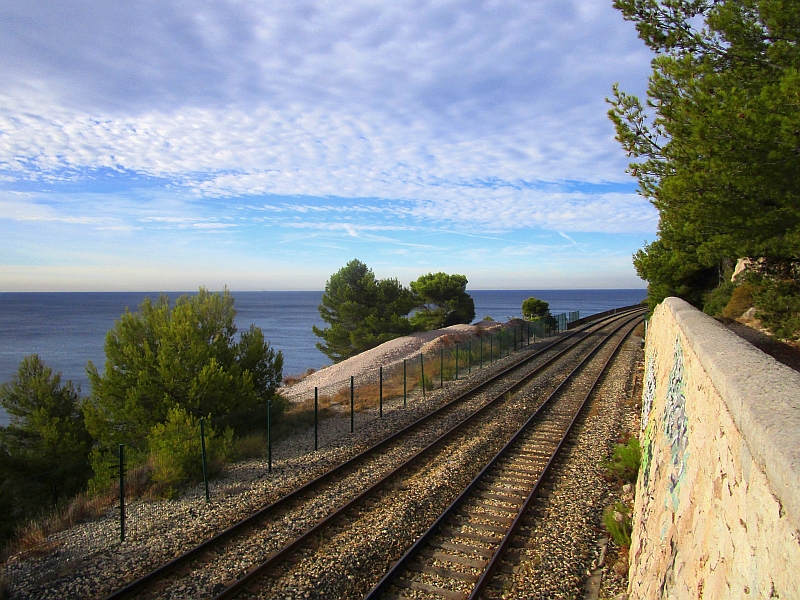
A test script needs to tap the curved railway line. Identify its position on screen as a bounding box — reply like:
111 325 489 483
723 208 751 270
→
367 315 641 600
103 308 645 600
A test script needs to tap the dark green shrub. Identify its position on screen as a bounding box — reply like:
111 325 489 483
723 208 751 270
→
214 396 287 437
148 407 233 498
419 374 434 391
752 278 800 340
603 438 641 482
702 280 735 317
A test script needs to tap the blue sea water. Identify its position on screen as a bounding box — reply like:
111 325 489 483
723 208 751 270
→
0 289 645 426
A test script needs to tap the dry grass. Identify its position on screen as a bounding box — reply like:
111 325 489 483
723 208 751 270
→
283 367 317 387
2 487 116 564
723 283 754 319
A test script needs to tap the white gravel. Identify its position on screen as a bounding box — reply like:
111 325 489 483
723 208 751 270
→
281 323 500 401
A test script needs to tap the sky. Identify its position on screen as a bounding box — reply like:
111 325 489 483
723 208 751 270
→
0 0 657 292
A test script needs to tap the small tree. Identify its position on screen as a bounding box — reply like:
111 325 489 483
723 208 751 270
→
313 260 416 362
0 355 91 465
409 272 476 330
521 297 550 321
83 288 283 452
0 355 92 542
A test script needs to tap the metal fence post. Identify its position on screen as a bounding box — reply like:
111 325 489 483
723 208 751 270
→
350 376 354 432
200 418 210 502
420 353 426 400
455 344 459 380
403 360 407 407
118 443 125 542
314 387 319 451
267 398 272 473
490 335 493 363
379 366 383 418
480 336 483 369
468 340 471 374
440 348 444 388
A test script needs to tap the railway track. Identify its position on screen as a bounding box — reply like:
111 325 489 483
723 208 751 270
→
103 308 645 600
366 315 642 600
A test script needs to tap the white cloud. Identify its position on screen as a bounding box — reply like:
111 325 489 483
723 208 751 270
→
0 195 102 224
0 0 659 290
0 0 654 235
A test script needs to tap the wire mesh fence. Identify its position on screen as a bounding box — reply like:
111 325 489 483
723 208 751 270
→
0 312 580 593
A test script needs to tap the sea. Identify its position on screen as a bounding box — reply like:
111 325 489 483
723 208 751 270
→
0 289 645 426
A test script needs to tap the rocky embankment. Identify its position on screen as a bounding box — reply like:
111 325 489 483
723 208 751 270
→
281 322 502 401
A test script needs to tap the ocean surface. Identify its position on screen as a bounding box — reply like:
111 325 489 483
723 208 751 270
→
0 289 645 426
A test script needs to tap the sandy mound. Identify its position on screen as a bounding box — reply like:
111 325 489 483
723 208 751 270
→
281 322 502 401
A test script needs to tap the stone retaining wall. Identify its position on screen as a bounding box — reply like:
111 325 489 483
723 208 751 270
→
628 297 800 599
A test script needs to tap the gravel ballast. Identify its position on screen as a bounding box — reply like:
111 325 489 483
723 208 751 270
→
1 318 644 600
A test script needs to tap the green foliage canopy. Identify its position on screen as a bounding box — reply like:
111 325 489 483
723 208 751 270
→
0 355 92 542
521 297 550 320
609 0 800 310
148 406 233 497
313 260 417 362
84 288 283 451
409 272 476 330
1 355 91 460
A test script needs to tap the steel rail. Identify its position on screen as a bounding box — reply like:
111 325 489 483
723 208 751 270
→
215 310 644 600
467 316 641 599
102 308 642 600
365 312 643 600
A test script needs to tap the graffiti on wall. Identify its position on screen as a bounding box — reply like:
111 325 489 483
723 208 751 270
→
642 352 657 431
640 351 657 489
663 335 689 508
639 335 690 513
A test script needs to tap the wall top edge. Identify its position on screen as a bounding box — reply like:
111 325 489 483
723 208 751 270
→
659 297 800 532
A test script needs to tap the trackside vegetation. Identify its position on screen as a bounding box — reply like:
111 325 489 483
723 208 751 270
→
0 288 284 548
313 260 476 362
609 0 800 339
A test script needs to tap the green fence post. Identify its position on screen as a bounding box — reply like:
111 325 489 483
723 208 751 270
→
314 387 319 451
379 366 383 418
267 398 272 473
468 340 472 374
403 359 407 407
440 348 444 389
480 336 483 369
513 327 517 353
350 376 355 432
118 443 125 542
490 335 493 363
455 344 459 380
420 353 426 400
200 417 210 502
